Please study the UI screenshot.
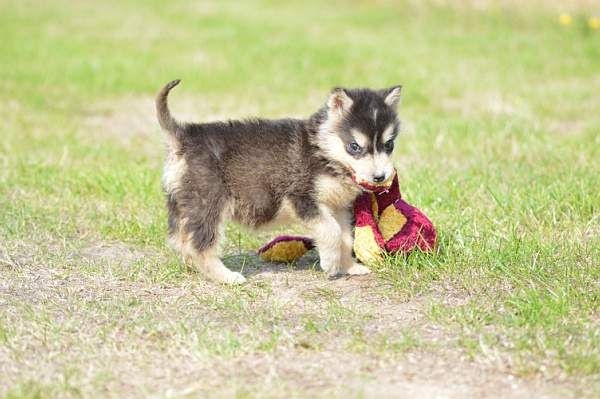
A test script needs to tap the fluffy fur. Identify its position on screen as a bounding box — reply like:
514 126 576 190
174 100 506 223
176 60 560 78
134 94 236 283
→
156 80 402 284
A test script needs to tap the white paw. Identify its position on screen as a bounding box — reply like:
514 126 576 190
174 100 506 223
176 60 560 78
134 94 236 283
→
346 263 371 275
324 264 342 277
216 271 246 285
327 270 341 277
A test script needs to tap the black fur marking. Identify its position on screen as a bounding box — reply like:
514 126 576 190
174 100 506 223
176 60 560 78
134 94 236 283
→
340 88 399 156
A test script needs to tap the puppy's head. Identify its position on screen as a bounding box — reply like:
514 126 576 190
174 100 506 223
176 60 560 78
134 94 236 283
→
317 86 402 189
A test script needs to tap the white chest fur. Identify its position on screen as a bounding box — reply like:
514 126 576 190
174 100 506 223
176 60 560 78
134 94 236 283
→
314 174 361 210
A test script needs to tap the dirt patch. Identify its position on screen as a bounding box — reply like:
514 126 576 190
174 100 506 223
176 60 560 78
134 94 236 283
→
78 241 149 266
1 239 592 398
548 120 585 136
220 351 571 399
440 92 532 119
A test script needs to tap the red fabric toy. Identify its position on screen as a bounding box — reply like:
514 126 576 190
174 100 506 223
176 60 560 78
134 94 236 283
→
258 169 436 266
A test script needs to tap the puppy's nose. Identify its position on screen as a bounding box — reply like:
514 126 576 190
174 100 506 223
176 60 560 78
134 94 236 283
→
373 173 386 183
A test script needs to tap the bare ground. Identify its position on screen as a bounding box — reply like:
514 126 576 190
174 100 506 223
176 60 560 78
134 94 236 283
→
0 239 586 398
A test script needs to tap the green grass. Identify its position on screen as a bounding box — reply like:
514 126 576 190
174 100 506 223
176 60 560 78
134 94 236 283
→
1 0 599 397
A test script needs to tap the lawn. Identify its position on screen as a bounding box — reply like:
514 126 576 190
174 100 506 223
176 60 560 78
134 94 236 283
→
1 0 599 397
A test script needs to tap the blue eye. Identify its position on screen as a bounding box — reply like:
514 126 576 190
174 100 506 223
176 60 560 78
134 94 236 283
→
347 142 362 155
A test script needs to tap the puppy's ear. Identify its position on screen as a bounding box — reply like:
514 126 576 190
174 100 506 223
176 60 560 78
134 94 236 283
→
379 85 402 108
327 88 353 118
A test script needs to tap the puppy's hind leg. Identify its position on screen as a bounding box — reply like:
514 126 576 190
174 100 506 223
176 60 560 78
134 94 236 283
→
173 204 246 285
335 208 371 276
186 244 246 285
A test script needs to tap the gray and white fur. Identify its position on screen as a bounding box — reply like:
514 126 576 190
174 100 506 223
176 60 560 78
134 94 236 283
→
156 80 402 284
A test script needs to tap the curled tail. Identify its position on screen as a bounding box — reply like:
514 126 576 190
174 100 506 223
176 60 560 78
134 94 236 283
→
156 79 182 136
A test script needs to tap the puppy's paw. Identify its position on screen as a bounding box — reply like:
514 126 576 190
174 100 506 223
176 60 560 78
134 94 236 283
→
215 271 246 285
319 261 340 277
324 265 342 277
346 263 371 275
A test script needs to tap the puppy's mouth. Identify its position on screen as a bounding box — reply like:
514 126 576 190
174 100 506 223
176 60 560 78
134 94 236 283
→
350 170 396 194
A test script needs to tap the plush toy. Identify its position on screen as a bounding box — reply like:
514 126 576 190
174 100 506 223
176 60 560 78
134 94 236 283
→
257 169 437 266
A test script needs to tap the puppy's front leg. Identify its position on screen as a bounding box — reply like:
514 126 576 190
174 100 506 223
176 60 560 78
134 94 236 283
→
310 205 344 276
335 208 371 276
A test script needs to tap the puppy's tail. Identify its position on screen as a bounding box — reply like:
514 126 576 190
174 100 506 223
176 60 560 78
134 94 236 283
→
156 79 182 136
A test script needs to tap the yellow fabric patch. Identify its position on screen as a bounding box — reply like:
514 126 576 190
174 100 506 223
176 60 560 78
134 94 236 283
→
353 225 383 266
370 193 378 217
379 204 407 241
259 241 309 262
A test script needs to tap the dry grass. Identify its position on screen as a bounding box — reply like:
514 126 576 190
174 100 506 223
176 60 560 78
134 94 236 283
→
2 238 591 398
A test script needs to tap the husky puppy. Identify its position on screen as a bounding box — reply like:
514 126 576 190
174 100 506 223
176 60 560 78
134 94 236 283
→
156 80 401 284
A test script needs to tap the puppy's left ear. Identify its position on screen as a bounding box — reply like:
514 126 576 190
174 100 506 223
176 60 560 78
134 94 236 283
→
327 88 353 118
379 85 402 108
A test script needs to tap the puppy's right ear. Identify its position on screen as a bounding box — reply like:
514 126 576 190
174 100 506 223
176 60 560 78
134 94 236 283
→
379 85 402 108
327 88 353 118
